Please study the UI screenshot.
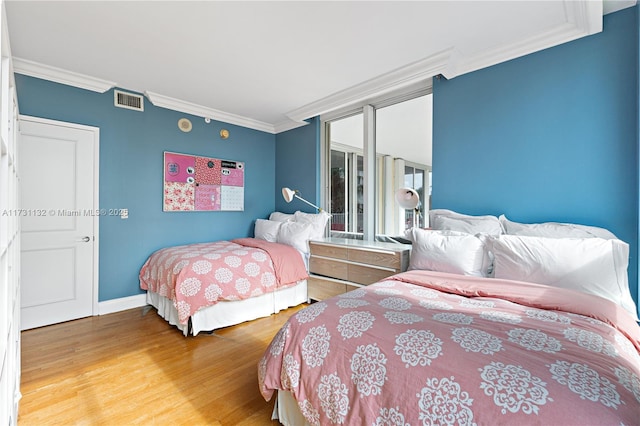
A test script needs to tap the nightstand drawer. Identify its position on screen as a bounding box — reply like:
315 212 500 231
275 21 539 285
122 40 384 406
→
348 248 401 269
309 242 348 260
348 263 396 285
309 256 349 281
308 276 349 300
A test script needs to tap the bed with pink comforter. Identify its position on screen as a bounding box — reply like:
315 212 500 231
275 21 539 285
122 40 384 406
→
139 238 308 326
259 270 640 425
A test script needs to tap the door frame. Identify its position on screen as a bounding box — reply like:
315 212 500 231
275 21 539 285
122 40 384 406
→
19 114 100 316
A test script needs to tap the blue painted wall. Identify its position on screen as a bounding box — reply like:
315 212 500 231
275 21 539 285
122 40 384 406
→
637 5 640 318
274 117 321 213
432 8 639 313
15 75 276 301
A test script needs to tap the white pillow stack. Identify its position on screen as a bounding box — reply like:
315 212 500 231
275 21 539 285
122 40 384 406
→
411 208 638 318
255 211 331 255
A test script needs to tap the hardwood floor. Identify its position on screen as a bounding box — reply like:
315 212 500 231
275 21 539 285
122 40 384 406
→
19 304 307 425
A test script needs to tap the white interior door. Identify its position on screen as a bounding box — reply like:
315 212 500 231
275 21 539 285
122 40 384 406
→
19 116 99 330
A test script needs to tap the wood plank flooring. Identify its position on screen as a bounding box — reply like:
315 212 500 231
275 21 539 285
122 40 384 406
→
18 304 306 425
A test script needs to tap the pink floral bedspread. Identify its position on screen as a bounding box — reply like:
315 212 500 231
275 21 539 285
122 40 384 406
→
139 239 308 325
259 270 640 425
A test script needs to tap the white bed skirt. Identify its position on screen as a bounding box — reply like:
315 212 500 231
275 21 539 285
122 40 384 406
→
146 279 308 336
272 390 309 426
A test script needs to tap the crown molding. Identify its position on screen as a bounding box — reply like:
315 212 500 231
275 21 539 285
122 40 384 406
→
568 0 603 33
144 91 276 134
11 57 277 133
603 0 637 15
273 119 308 134
447 0 601 78
12 57 116 93
286 48 453 123
286 0 604 122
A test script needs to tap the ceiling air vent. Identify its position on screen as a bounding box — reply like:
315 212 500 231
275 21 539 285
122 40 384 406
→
114 90 144 112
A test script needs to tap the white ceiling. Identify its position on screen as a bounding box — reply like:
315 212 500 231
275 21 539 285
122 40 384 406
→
4 1 636 134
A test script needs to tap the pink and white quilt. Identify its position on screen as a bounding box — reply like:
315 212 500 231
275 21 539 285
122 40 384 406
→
259 270 640 425
139 238 308 325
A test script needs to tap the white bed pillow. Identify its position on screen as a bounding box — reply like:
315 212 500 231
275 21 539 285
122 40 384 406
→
486 234 638 319
294 211 331 240
428 208 464 225
429 209 501 229
405 228 491 277
499 215 618 239
276 221 314 254
432 214 503 236
254 219 282 242
269 211 295 222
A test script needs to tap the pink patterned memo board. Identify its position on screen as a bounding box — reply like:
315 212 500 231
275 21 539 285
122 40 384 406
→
163 151 245 211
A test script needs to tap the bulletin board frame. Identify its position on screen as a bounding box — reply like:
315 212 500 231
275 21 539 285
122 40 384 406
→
163 151 245 212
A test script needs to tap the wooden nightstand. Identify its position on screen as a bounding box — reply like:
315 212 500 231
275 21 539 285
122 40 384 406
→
307 237 411 301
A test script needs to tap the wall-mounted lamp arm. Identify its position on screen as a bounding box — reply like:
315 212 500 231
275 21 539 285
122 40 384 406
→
294 194 321 211
282 187 322 212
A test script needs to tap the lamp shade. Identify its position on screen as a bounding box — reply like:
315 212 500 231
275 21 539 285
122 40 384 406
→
282 187 296 203
395 187 420 210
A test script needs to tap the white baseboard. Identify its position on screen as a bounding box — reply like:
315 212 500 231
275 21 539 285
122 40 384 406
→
98 294 147 315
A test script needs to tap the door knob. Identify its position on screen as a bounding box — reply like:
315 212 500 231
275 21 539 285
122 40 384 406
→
77 236 91 242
